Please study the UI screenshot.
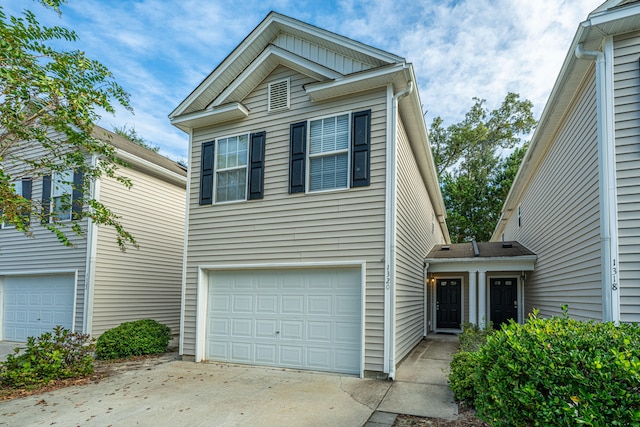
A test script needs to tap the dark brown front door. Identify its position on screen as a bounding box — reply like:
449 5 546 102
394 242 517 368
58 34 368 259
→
490 278 517 328
436 278 461 329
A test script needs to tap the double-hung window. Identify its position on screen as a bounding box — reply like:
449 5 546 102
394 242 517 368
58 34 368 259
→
308 114 350 192
199 132 266 205
52 170 73 221
215 134 249 203
289 109 371 194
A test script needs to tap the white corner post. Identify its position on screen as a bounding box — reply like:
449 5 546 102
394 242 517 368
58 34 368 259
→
468 270 477 326
478 270 487 328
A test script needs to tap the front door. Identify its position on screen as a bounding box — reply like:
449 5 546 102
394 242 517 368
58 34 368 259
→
436 278 461 329
490 278 517 328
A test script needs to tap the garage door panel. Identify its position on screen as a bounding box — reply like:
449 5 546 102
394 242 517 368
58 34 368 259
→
3 274 74 342
206 267 361 375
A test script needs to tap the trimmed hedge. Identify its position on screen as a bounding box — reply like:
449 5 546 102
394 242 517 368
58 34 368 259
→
451 308 640 426
95 319 171 360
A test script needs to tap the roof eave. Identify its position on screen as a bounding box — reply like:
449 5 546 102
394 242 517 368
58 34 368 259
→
170 102 250 133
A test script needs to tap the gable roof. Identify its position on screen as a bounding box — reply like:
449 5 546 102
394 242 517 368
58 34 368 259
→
92 126 186 186
169 11 403 122
493 0 640 240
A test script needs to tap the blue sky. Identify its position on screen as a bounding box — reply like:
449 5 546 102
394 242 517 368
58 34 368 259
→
5 0 604 161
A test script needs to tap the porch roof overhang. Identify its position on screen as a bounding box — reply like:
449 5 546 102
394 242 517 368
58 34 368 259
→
424 241 537 273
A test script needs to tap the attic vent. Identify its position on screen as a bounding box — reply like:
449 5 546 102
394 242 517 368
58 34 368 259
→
268 79 290 112
502 242 513 248
441 245 450 251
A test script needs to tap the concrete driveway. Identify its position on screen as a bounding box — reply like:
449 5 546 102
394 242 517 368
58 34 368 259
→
0 359 392 427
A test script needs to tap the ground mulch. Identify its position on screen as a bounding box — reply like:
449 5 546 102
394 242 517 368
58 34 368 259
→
393 405 490 426
0 351 179 401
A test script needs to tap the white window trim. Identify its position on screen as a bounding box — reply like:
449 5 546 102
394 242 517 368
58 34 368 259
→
213 132 250 204
305 112 352 194
51 170 74 222
267 78 290 112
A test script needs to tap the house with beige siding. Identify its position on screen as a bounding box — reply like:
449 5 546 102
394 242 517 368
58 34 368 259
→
0 126 186 342
170 12 449 378
493 0 640 324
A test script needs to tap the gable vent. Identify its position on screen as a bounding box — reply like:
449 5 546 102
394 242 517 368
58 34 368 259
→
268 79 290 112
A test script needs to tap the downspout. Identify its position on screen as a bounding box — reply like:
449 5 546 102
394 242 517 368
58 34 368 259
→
575 40 620 323
384 80 413 380
83 154 100 336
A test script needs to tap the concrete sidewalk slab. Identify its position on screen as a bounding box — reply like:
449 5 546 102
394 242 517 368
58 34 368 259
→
377 382 457 420
0 361 392 427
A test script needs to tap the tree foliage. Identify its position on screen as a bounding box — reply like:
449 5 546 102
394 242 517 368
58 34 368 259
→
432 93 536 243
113 124 160 153
0 0 136 249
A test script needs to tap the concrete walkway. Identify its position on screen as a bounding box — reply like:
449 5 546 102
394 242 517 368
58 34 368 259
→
366 334 460 426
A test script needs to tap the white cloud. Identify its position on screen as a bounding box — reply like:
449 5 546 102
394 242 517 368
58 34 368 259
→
2 0 606 159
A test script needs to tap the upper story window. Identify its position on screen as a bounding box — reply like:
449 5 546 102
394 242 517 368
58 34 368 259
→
289 109 371 195
308 114 350 192
199 132 266 206
215 134 249 203
1 178 31 229
52 170 73 221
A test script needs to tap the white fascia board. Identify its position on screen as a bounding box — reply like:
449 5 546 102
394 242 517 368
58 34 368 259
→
171 102 250 133
211 45 342 108
424 257 537 273
115 148 187 187
305 63 407 101
589 3 640 25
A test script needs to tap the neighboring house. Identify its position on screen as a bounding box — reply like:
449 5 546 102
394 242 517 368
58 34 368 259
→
493 0 640 324
170 12 449 378
0 126 186 342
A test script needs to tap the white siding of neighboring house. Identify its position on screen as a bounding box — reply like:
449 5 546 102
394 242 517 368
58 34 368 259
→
395 118 444 362
502 67 603 321
0 139 89 332
613 32 640 323
90 165 185 336
184 65 389 372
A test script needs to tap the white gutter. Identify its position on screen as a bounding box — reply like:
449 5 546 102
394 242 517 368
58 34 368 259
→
82 154 100 335
575 40 620 323
384 81 414 380
179 130 193 355
114 148 187 187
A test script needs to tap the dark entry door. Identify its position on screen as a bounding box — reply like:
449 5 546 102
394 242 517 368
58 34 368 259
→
436 279 461 329
490 278 517 328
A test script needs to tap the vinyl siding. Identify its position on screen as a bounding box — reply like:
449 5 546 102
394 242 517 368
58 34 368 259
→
184 66 388 371
613 32 640 323
502 68 602 321
0 140 88 332
91 166 185 336
395 118 444 361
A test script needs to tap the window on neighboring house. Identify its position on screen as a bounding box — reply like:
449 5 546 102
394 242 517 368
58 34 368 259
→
199 132 266 205
288 109 371 194
52 170 74 221
1 178 32 229
517 205 522 228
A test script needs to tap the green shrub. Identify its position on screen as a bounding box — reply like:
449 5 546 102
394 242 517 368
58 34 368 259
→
449 351 479 406
0 326 95 388
95 319 171 360
473 308 640 426
459 321 494 352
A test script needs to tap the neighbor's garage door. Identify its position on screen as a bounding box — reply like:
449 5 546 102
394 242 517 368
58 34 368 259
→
3 274 75 342
206 267 361 374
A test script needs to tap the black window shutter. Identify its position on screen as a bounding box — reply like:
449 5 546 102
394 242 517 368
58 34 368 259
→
41 174 51 223
200 141 215 205
22 178 32 222
248 131 266 200
351 109 371 187
289 121 306 193
72 171 83 220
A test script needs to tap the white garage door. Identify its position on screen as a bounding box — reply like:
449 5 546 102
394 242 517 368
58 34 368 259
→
206 267 361 374
3 274 75 342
